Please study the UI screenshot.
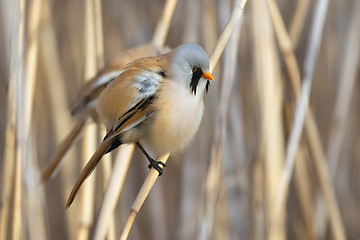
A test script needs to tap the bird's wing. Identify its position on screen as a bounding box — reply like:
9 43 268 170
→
70 43 168 116
98 55 166 136
105 95 157 140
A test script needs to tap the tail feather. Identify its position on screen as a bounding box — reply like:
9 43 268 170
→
65 139 113 208
42 119 85 183
105 136 123 154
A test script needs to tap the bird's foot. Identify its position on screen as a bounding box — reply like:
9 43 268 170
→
147 159 167 176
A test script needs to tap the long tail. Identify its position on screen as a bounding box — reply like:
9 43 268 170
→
41 119 86 183
65 139 113 208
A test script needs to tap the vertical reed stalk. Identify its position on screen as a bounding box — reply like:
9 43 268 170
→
252 145 265 240
23 0 48 239
253 0 285 239
40 0 78 237
182 0 201 43
94 0 105 69
25 0 42 131
201 0 218 54
77 1 99 239
327 1 360 178
0 0 16 234
152 0 178 46
0 76 15 240
8 0 26 239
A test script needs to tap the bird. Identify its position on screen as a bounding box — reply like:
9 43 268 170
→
66 43 214 208
41 43 170 183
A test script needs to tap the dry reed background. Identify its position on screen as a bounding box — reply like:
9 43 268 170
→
0 0 360 240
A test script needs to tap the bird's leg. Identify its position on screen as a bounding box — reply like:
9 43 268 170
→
136 142 167 176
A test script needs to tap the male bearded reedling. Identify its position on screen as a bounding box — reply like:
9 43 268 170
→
41 43 170 183
66 43 214 208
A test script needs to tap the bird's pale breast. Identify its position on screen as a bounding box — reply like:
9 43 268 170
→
146 80 204 156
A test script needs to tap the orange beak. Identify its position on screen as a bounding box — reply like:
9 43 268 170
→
202 72 214 80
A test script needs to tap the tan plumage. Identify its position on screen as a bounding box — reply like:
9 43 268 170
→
66 43 214 208
41 43 170 183
71 43 170 117
97 57 166 126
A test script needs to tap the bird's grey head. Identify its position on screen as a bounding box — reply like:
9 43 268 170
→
169 43 214 95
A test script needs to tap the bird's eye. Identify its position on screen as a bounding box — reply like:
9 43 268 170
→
192 67 198 72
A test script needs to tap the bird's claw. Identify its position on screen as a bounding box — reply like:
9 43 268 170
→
148 159 167 176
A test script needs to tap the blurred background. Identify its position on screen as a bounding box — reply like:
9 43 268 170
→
1 0 360 239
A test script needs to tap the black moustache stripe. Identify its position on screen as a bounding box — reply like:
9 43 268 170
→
205 80 210 93
190 67 203 95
